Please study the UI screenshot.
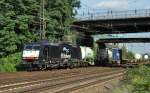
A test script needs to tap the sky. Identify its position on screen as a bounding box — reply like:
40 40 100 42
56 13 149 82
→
77 0 150 54
80 0 150 11
77 0 150 15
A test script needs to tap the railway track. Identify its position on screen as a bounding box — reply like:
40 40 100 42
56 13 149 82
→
0 67 119 86
0 68 125 93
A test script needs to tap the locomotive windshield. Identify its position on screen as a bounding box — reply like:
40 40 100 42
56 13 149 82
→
24 45 40 50
25 46 32 50
33 46 40 50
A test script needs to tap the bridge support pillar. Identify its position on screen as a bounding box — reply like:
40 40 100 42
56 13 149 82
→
95 43 109 66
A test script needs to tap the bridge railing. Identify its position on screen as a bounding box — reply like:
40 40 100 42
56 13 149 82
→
76 9 150 21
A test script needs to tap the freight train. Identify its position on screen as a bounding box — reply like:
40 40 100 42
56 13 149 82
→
21 40 94 70
95 47 122 66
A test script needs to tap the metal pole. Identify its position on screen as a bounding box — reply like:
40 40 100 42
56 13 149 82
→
40 0 42 40
42 0 45 39
85 47 86 62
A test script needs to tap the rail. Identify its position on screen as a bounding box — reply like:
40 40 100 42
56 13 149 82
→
76 9 150 21
0 68 124 93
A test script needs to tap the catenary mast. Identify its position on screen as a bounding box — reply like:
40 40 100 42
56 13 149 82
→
40 0 45 40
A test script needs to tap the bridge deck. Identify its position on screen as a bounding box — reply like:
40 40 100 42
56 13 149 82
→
73 9 150 35
97 38 150 43
77 9 150 21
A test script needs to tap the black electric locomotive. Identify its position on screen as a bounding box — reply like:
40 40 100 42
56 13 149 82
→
21 40 89 70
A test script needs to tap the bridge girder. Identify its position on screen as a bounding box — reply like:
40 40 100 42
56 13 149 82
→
73 17 150 35
97 38 150 43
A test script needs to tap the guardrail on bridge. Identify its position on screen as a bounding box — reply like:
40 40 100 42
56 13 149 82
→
76 9 150 21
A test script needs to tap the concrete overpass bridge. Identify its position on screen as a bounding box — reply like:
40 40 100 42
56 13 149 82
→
76 34 150 47
73 9 150 35
97 38 150 43
73 9 150 65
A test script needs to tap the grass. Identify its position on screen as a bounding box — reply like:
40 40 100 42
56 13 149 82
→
0 53 22 72
112 65 150 93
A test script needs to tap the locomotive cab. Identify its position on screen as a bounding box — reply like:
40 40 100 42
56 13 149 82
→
23 45 41 61
22 43 42 69
22 41 50 69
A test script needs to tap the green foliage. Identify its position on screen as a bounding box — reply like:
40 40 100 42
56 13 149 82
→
0 53 21 72
93 43 98 59
111 85 133 93
127 51 135 59
112 65 150 93
45 0 80 41
124 65 150 93
62 32 77 44
0 0 40 56
0 0 80 56
122 46 134 60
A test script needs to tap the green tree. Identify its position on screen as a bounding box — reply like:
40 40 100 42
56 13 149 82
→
0 0 41 56
125 65 150 93
0 0 80 56
45 0 80 41
122 45 134 60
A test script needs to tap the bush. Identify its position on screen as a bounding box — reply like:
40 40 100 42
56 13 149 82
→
112 65 150 93
124 65 150 93
0 53 22 72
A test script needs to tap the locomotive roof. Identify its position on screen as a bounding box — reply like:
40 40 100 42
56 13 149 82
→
25 42 59 46
25 40 73 46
